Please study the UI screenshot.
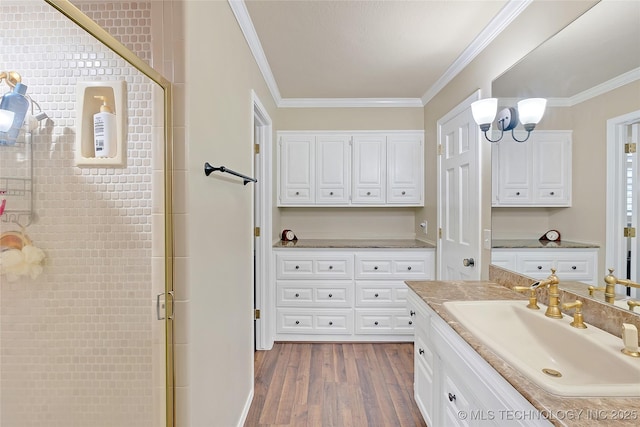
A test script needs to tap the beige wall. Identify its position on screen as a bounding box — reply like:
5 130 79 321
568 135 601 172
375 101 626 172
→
275 107 424 240
420 0 597 278
493 80 640 280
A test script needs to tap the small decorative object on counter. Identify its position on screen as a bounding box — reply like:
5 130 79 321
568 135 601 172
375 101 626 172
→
539 229 561 242
281 229 297 242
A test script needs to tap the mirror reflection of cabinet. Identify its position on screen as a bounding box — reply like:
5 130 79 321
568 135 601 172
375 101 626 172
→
492 130 572 207
0 136 33 225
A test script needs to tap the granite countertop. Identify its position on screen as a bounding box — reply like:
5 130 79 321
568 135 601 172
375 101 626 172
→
492 239 600 249
405 279 640 427
273 238 435 249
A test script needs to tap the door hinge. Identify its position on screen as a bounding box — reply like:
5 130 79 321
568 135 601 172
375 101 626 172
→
437 144 443 155
254 143 260 154
254 309 261 320
439 228 442 239
624 227 636 238
625 143 636 154
254 226 261 237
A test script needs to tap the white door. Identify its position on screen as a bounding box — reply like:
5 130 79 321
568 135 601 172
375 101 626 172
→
438 94 482 280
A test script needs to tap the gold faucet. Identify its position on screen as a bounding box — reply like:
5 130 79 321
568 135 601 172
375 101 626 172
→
533 268 562 318
627 300 640 312
512 286 540 310
560 300 587 328
590 268 640 304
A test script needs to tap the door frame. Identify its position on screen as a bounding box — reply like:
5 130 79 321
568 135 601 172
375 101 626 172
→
606 109 640 296
436 90 483 280
251 90 273 350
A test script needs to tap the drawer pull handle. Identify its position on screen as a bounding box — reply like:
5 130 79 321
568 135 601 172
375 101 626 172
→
329 265 333 270
374 293 379 298
572 266 577 270
401 191 406 195
410 310 416 316
374 266 378 270
328 294 333 298
295 293 299 298
407 266 412 271
295 320 300 325
374 321 379 325
419 348 424 355
408 320 413 325
295 265 300 270
537 265 543 270
448 393 456 402
329 321 333 326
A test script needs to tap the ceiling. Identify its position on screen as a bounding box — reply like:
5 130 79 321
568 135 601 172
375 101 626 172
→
241 0 516 105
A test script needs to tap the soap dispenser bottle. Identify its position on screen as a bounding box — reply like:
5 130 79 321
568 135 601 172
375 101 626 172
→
0 82 30 146
93 95 116 157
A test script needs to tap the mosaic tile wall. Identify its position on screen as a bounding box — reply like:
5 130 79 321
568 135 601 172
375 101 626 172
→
0 1 161 426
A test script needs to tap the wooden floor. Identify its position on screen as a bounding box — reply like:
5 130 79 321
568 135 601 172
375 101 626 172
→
244 342 427 427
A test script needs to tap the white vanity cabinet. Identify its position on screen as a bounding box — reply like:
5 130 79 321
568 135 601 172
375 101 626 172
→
278 130 423 207
492 247 598 284
408 290 551 427
492 130 572 207
274 248 434 341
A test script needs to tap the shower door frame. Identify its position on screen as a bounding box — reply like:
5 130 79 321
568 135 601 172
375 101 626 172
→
43 1 175 426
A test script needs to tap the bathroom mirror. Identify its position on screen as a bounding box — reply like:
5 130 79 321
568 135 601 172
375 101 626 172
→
490 0 640 313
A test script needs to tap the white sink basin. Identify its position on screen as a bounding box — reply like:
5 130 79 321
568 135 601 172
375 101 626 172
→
443 300 640 397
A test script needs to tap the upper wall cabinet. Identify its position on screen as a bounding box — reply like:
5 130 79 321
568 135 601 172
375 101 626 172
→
492 130 572 207
278 131 424 207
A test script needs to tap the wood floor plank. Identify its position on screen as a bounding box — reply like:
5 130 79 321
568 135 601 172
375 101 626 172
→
245 342 426 427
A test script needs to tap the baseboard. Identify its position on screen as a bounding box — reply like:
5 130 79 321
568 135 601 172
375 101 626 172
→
236 387 254 427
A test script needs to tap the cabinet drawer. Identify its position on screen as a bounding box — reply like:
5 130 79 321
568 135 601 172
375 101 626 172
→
276 309 353 334
317 188 347 201
535 188 566 203
355 254 431 279
355 282 408 307
500 188 530 203
284 188 311 200
277 281 352 307
354 309 413 334
517 258 554 278
276 253 353 279
388 187 418 201
554 259 593 280
353 187 383 201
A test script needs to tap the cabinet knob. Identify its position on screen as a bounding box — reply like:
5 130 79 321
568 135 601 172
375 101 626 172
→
550 191 555 195
407 266 412 271
401 191 406 195
295 191 300 195
572 266 577 270
410 310 416 316
329 321 333 326
366 191 371 196
295 320 300 325
295 265 300 270
328 294 333 298
329 191 334 195
537 265 543 270
448 393 456 402
419 348 424 355
374 321 379 325
295 293 299 298
462 258 475 267
329 265 333 270
408 320 413 325
374 293 379 298
374 266 378 270
516 191 521 196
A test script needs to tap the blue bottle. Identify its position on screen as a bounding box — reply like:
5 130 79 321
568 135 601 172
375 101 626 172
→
0 83 30 145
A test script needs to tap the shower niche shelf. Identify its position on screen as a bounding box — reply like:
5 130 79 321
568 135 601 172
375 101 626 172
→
75 80 127 167
0 139 33 225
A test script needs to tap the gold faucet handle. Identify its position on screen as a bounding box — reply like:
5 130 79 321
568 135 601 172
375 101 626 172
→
561 300 587 329
588 285 606 296
628 300 640 312
513 286 540 310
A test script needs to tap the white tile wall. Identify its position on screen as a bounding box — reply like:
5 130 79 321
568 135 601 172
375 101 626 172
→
0 2 164 426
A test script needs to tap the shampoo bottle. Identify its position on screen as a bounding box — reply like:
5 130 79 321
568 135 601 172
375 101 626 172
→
93 95 116 157
0 83 30 146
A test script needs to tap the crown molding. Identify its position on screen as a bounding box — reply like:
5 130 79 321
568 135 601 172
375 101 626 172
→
228 0 282 105
278 98 424 108
420 0 532 106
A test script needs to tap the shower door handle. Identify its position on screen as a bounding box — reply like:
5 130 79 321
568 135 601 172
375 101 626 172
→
156 293 165 320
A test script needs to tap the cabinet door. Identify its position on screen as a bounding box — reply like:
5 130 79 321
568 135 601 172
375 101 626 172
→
386 133 423 205
352 134 386 204
495 138 533 205
279 134 315 205
533 132 572 205
316 134 351 204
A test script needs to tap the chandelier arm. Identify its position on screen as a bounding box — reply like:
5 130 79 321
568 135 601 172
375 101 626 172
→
483 129 504 143
510 129 532 143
